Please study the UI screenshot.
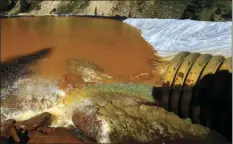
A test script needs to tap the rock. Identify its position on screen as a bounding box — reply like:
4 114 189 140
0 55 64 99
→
0 119 17 138
71 96 218 143
19 0 31 12
0 0 11 12
50 8 56 14
72 106 101 141
0 119 27 143
15 112 52 131
9 128 29 144
28 127 92 144
1 113 95 144
0 136 9 144
114 15 127 20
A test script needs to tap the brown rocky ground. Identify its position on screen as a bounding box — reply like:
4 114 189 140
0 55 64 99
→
1 0 232 21
0 110 229 143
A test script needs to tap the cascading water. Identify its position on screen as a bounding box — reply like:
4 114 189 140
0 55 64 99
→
0 76 74 127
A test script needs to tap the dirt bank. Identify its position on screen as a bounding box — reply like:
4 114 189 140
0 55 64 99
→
2 0 231 21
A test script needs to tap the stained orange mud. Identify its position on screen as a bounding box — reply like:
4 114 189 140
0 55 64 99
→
1 17 156 79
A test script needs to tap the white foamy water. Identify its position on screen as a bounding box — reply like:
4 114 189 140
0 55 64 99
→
0 76 75 127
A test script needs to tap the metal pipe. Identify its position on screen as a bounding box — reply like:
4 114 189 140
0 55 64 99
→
156 52 232 141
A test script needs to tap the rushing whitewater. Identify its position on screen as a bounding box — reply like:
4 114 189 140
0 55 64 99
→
0 76 154 127
0 77 74 127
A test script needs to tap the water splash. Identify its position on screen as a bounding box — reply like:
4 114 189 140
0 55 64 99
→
0 73 155 143
0 76 74 127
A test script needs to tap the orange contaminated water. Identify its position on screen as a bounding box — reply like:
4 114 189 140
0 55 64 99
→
1 17 156 79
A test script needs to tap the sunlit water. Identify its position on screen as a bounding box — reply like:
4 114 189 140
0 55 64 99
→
1 17 156 128
1 17 156 77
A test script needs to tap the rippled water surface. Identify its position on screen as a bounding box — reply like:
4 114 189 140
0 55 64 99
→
1 17 156 78
0 16 158 127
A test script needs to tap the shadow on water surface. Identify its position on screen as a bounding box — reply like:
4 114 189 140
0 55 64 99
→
152 70 232 142
0 47 53 89
1 17 156 78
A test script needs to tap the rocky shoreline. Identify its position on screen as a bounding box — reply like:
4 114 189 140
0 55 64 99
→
0 0 231 21
0 14 128 21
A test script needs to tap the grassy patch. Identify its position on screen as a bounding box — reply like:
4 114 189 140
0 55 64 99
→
8 0 42 15
146 0 189 18
200 7 216 20
8 2 20 15
56 0 89 14
200 0 232 21
215 0 232 12
28 0 42 12
182 0 232 21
